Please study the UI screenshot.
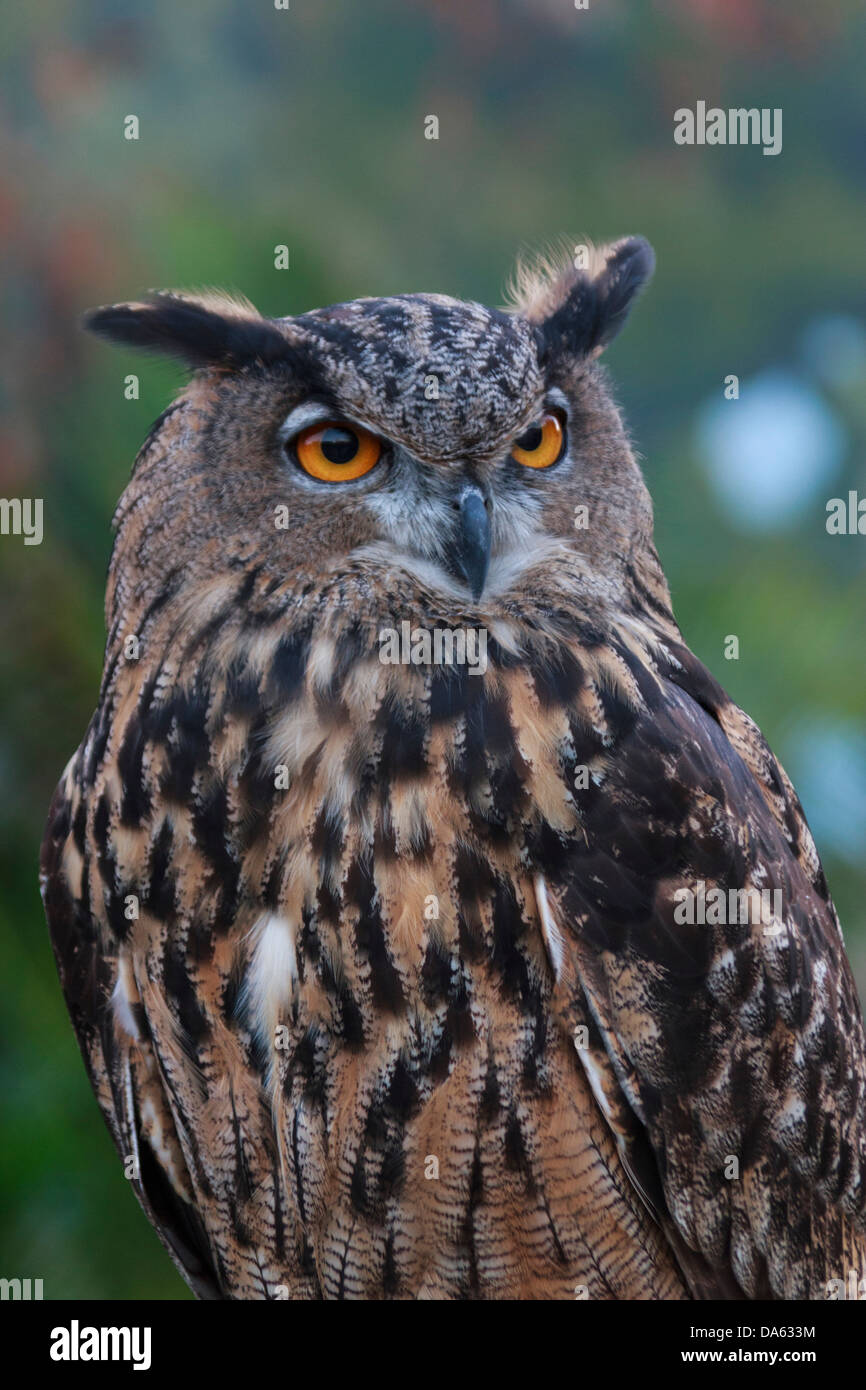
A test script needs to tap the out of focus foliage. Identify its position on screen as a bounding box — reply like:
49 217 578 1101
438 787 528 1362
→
1 0 864 1298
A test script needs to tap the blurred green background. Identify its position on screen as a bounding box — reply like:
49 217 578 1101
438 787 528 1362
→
1 0 865 1299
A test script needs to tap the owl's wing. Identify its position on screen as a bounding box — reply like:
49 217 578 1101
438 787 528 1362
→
539 632 866 1300
41 777 223 1300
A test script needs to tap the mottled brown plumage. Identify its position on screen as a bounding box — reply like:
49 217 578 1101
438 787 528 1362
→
42 240 866 1299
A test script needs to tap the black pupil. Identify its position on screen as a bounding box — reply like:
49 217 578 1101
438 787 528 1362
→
516 424 543 452
320 427 359 465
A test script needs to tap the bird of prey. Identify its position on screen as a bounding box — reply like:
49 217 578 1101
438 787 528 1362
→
42 239 866 1299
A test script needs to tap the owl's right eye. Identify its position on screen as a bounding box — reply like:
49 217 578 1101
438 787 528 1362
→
293 421 382 482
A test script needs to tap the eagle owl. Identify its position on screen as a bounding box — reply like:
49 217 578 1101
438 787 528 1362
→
42 238 866 1300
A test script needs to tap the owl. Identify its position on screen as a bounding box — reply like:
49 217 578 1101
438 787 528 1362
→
42 238 866 1300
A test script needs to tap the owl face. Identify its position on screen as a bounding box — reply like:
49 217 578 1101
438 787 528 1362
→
88 238 656 624
272 294 551 603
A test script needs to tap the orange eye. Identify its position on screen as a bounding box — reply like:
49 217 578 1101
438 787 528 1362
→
294 421 382 482
511 411 565 469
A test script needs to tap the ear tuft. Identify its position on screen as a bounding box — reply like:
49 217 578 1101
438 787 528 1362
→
505 237 603 323
82 290 294 370
507 236 655 359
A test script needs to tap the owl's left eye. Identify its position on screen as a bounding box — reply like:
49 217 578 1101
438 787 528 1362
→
293 421 382 482
511 411 566 470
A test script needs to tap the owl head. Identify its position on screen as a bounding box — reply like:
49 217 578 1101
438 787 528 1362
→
85 238 662 637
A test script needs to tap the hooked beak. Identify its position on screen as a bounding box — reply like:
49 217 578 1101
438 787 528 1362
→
446 484 492 600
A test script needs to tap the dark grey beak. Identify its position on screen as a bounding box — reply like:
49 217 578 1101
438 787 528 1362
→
446 485 491 599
